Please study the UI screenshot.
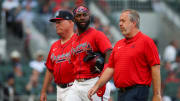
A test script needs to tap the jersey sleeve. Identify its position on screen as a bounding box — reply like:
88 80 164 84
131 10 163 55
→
45 47 54 72
95 31 112 54
144 38 160 67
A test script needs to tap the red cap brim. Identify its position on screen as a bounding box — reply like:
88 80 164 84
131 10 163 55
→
49 18 64 22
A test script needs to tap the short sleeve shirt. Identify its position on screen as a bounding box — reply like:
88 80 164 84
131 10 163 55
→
108 32 160 88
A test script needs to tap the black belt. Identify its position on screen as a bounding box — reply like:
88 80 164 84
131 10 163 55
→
118 84 149 93
58 82 73 88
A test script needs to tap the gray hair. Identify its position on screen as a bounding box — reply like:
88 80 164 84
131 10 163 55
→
122 9 140 28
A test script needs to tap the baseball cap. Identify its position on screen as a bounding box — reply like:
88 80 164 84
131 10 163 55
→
49 10 73 22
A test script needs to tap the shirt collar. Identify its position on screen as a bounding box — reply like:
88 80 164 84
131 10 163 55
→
124 31 142 44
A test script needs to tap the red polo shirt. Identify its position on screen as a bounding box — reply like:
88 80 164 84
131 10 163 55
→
108 31 160 88
71 27 112 79
45 34 77 84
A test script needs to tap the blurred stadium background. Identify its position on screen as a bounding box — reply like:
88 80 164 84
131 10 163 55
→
0 0 180 101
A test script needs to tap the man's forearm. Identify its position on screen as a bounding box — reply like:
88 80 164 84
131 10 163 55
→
151 65 161 95
41 69 53 93
96 67 114 88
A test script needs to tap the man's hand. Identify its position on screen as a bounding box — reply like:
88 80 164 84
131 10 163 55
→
40 92 47 101
88 85 99 101
152 95 162 101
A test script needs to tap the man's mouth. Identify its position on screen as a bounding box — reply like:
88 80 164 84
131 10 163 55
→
80 22 86 25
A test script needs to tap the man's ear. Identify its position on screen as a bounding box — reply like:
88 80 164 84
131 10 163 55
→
132 21 136 27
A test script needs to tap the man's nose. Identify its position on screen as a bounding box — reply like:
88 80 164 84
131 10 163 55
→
79 15 85 20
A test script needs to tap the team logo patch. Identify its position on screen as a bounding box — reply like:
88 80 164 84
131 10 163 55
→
71 42 93 55
51 52 71 63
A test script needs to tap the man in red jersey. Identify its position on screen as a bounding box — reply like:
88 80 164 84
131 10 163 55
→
65 6 112 101
40 10 76 101
88 9 162 101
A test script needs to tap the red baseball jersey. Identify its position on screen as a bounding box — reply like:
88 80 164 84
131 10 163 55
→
108 31 160 88
71 27 112 79
45 34 77 84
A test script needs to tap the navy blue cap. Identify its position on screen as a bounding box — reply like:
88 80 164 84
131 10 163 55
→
49 10 73 22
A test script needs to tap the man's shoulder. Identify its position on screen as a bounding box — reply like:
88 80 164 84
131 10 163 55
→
89 27 104 34
52 39 60 45
117 38 125 43
113 39 125 47
140 32 153 41
49 39 60 49
139 33 156 46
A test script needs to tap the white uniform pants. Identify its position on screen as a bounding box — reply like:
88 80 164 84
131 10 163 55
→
65 77 110 101
103 82 111 101
57 85 72 101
